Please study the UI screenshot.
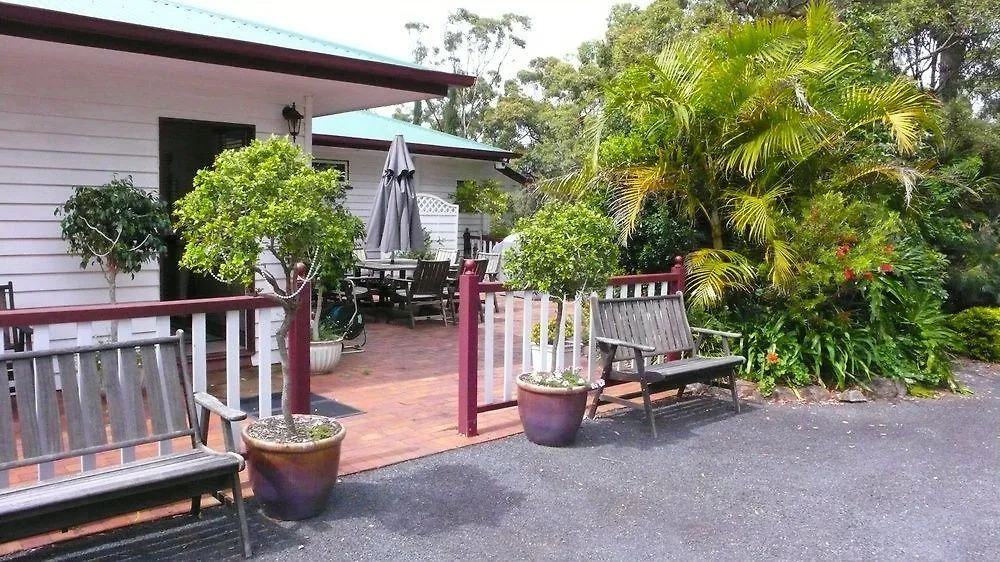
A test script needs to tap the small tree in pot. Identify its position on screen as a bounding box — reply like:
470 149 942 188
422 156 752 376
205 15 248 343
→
55 175 170 339
173 137 363 520
503 201 618 446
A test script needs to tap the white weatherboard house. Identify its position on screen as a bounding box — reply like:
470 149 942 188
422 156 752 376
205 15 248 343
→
312 110 525 252
0 0 479 351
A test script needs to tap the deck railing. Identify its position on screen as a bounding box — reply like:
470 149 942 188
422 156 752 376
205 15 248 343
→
457 258 686 436
0 292 313 419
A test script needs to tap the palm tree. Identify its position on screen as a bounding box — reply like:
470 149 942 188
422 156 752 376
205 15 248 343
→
546 1 938 306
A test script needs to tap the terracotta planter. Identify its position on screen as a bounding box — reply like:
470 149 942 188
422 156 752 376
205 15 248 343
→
516 375 603 447
241 415 346 520
310 340 343 374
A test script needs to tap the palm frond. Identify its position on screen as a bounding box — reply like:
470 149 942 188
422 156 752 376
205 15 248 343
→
685 249 756 308
767 237 797 289
726 185 790 244
834 162 923 205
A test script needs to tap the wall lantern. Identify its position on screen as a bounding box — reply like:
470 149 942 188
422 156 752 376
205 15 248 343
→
282 103 304 142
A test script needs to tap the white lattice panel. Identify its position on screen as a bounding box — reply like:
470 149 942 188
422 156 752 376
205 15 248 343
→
416 193 459 252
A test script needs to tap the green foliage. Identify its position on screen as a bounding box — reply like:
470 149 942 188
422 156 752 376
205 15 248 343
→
55 175 170 281
173 137 362 298
948 307 1000 361
619 202 704 274
307 423 334 441
396 228 437 260
452 179 512 228
503 202 618 301
519 369 589 389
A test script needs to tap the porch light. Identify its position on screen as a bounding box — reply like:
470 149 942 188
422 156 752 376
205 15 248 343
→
282 103 304 142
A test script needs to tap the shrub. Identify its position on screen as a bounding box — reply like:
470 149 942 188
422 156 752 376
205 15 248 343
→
619 202 704 274
948 307 1000 361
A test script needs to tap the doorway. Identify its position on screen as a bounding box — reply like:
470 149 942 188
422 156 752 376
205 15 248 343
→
159 118 255 345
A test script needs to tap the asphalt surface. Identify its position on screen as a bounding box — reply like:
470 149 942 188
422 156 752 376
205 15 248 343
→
7 363 998 561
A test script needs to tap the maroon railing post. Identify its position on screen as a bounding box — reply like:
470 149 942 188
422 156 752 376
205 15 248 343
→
287 264 311 415
457 259 480 437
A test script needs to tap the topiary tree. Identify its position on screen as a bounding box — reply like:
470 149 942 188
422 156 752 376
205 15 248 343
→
55 175 170 324
173 137 363 433
503 201 619 371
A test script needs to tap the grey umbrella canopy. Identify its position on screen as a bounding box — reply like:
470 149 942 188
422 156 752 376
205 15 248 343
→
365 135 424 255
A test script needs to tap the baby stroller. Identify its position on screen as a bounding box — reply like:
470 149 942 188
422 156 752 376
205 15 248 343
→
320 278 367 352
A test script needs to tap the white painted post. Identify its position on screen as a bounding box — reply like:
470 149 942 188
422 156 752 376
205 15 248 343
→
483 293 495 404
192 313 207 394
225 310 240 410
503 293 514 400
572 297 582 371
521 292 532 374
257 307 273 418
538 294 550 372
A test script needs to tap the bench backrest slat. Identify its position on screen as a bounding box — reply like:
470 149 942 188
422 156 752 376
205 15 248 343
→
32 357 64 457
77 352 110 448
592 293 696 360
0 335 197 478
157 343 190 432
12 359 41 459
56 354 87 451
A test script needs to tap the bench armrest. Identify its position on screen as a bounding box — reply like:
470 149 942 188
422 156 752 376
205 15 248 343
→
691 327 742 339
194 392 247 422
595 336 655 353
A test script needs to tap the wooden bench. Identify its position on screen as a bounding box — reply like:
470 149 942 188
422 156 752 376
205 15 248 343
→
0 332 251 557
589 293 745 436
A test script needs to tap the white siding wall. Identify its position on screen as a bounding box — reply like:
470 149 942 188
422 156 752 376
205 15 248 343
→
311 146 521 251
0 42 310 350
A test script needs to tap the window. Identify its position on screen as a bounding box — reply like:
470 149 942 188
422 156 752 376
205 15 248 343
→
313 159 350 183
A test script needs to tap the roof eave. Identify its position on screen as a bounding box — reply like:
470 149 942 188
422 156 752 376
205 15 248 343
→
313 133 520 162
0 2 476 96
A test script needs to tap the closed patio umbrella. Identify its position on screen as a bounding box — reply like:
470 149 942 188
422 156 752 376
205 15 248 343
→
365 135 424 255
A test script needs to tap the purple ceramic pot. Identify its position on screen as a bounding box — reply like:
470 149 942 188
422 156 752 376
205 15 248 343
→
516 375 603 447
241 415 346 521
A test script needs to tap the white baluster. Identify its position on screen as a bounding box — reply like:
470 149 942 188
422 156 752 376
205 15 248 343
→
538 294 550 372
572 297 582 371
605 285 614 298
503 292 515 401
225 310 240 411
154 317 172 454
192 313 207 394
76 323 95 471
257 307 273 418
32 325 54 479
483 292 495 405
521 292 532 374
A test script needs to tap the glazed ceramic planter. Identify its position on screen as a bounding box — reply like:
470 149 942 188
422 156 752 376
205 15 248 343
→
516 375 603 447
241 415 346 520
309 340 343 374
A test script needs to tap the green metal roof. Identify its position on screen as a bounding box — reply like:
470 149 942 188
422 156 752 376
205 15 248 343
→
5 0 423 69
313 111 512 156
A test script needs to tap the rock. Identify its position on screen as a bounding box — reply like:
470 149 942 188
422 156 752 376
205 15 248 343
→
683 383 709 396
737 380 764 402
800 385 831 402
868 377 904 400
838 389 868 403
770 386 798 403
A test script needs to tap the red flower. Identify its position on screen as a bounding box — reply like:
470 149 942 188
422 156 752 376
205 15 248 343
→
879 263 894 273
863 271 874 280
843 268 855 280
835 245 850 259
884 245 895 254
766 352 780 364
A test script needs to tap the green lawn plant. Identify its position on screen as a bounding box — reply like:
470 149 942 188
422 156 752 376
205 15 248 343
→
56 175 170 340
173 137 363 434
948 307 1000 362
503 201 618 375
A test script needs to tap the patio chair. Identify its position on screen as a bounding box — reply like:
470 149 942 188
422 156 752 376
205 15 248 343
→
447 258 488 322
1 281 32 353
478 252 502 313
434 249 458 265
392 260 453 328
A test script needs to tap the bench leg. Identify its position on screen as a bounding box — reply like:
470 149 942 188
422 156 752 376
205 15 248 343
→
190 496 201 517
587 383 604 419
640 381 657 438
729 372 741 414
676 384 686 400
231 474 252 558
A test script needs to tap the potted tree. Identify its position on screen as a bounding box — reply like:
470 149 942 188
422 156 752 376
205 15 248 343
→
503 202 618 446
55 175 171 340
174 137 363 520
310 248 364 375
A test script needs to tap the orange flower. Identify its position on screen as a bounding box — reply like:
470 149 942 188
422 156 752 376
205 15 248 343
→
766 352 780 364
884 244 895 254
843 268 855 280
863 271 874 280
880 263 894 273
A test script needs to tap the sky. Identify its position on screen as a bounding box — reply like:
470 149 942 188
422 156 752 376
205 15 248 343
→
181 0 648 78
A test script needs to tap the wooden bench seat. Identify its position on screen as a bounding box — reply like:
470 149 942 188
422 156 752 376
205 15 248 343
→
589 293 745 436
0 333 251 557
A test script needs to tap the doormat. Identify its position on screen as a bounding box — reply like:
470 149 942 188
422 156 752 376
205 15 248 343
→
239 393 363 419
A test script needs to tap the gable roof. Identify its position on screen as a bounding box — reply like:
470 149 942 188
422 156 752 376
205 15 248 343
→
313 111 518 162
0 0 474 96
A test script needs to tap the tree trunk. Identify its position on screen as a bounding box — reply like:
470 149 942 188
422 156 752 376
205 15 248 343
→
275 304 297 432
107 266 119 343
934 9 966 102
709 206 724 250
312 285 323 340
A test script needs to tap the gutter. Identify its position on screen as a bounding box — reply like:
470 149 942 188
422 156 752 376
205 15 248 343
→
313 133 519 162
494 162 530 185
0 2 475 96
